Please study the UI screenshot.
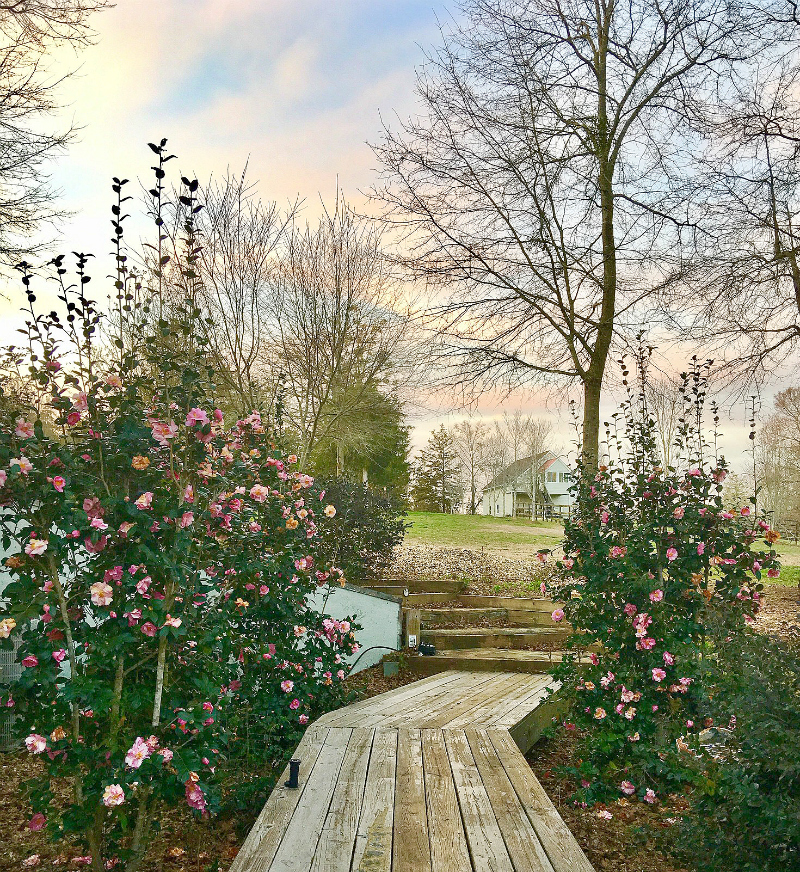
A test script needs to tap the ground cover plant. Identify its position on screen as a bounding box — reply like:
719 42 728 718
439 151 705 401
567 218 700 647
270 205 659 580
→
551 356 781 811
0 146 358 872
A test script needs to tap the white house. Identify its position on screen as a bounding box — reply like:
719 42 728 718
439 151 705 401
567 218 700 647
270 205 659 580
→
481 453 575 519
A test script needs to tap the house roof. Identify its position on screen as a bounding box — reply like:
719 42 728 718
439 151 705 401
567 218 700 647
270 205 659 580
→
483 452 553 491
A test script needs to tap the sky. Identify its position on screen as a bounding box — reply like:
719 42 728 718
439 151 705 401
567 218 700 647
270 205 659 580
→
0 0 773 469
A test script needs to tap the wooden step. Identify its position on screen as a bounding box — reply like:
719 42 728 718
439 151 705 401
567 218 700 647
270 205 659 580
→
420 627 570 650
407 648 565 677
458 595 561 611
418 607 562 628
361 578 466 595
403 592 461 607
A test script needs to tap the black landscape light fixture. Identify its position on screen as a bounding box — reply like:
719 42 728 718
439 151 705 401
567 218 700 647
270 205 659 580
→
285 758 301 789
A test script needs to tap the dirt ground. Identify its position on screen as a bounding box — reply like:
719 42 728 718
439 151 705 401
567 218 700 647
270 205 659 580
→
753 583 800 647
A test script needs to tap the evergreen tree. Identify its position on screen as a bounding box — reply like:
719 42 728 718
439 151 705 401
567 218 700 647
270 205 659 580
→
412 425 463 512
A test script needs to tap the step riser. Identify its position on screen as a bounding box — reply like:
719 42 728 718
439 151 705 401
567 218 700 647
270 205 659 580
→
407 656 555 676
404 592 460 606
417 608 569 628
458 595 561 610
421 631 570 650
362 579 466 594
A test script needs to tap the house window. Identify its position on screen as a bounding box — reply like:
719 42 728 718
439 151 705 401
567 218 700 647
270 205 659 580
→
546 471 556 482
559 472 572 483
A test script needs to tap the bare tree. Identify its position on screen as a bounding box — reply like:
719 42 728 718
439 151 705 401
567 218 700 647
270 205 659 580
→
199 167 296 411
451 417 492 513
645 373 683 469
266 194 413 466
0 1 111 261
373 0 786 465
522 417 553 520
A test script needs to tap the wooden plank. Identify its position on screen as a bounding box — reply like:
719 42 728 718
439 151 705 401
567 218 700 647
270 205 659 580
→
466 728 556 872
393 729 432 872
228 727 330 872
477 675 552 728
269 728 353 872
420 729 472 872
444 729 515 872
385 671 501 729
310 728 375 872
488 729 595 872
316 671 464 727
440 673 542 730
358 671 495 730
352 729 398 872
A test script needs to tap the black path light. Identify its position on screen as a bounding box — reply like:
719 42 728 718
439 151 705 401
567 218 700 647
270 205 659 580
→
285 758 301 789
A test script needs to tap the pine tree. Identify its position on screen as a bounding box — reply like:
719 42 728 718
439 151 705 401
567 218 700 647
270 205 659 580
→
411 425 463 512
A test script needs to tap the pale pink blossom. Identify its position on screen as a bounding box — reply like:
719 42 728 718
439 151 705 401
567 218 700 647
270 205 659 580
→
551 608 565 623
90 582 113 606
643 788 657 804
185 408 209 427
620 780 635 796
663 651 674 665
623 603 637 617
11 456 33 475
280 680 294 693
179 512 194 528
25 539 48 557
0 469 6 487
673 506 684 519
15 419 35 439
28 813 46 832
125 737 151 769
150 420 178 446
52 476 66 492
652 668 667 682
134 492 153 510
164 615 181 628
141 622 157 637
649 589 663 603
289 698 300 710
185 781 207 812
666 547 678 561
22 855 41 867
72 392 88 412
52 649 66 664
324 504 337 518
160 748 174 763
610 545 627 558
102 784 125 807
249 484 269 503
25 734 47 754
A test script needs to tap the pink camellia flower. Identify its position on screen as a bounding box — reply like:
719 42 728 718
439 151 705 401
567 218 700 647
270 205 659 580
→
185 408 209 427
299 714 309 725
15 419 35 439
134 492 153 510
185 781 207 812
643 788 657 804
551 608 565 623
52 476 66 493
652 668 667 682
124 609 142 627
22 855 40 868
136 577 151 596
21 655 38 668
562 557 574 570
741 506 751 517
125 737 151 769
289 698 300 710
663 651 675 665
72 392 88 412
25 539 48 557
697 541 705 556
597 809 613 820
11 456 33 475
105 374 123 390
25 734 47 754
141 622 157 637
160 748 174 763
666 547 678 562
164 615 181 628
649 589 663 603
150 420 178 447
90 582 113 607
28 813 46 832
102 784 125 807
249 484 269 503
52 649 67 664
66 411 82 426
620 780 635 796
767 567 780 578
179 512 194 528
623 603 637 617
600 510 610 524
0 469 6 487
610 545 627 558
280 680 294 693
593 707 606 720
688 468 701 477
213 408 224 422
673 506 685 519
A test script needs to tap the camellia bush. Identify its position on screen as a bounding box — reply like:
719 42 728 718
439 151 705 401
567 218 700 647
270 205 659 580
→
551 361 781 807
0 149 358 871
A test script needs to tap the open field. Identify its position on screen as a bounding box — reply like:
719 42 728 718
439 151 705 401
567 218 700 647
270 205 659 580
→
404 511 565 559
403 511 800 583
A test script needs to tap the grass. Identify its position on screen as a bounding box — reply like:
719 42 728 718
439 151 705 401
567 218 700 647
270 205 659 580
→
404 511 565 557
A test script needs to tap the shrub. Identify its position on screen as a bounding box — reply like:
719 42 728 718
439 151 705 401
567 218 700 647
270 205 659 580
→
552 359 780 806
314 477 408 581
0 148 357 872
674 631 800 872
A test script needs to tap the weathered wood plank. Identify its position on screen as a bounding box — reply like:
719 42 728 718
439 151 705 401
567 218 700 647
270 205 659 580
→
393 728 432 872
385 671 500 729
437 672 538 729
352 729 398 872
316 671 464 727
228 727 330 872
310 728 374 872
269 728 352 872
444 729 515 872
466 728 556 872
488 729 595 872
477 675 553 728
420 729 472 872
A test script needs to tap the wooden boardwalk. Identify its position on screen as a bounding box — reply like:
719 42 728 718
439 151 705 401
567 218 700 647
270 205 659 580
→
230 671 594 872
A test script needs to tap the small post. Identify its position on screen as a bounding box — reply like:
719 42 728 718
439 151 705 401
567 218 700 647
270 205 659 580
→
285 758 300 789
405 609 420 649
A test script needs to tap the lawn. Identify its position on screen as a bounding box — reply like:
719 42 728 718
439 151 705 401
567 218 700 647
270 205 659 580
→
403 511 800 582
404 511 565 558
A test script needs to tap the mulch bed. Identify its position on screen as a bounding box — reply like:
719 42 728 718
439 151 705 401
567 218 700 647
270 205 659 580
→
754 583 800 647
